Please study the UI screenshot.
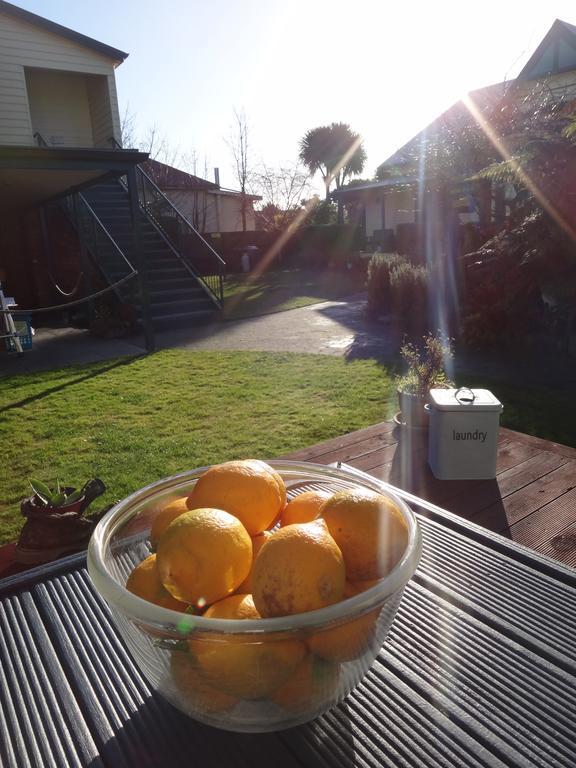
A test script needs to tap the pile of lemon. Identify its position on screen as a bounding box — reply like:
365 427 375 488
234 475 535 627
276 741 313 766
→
126 459 408 714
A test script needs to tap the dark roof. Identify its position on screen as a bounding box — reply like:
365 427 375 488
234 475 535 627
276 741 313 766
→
332 176 419 199
142 159 219 191
142 159 262 199
379 80 508 173
517 18 576 80
375 19 576 176
0 0 128 62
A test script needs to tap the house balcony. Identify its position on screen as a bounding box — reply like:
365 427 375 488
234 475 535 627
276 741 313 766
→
24 67 119 150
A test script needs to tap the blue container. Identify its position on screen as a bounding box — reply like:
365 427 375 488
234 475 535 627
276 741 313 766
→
5 314 33 352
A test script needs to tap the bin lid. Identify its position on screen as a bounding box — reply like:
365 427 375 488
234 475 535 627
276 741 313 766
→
429 387 503 412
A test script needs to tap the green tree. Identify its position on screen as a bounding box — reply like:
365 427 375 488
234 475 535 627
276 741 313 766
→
299 123 366 201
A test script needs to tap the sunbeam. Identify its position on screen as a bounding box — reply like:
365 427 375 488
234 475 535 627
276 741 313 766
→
462 90 576 241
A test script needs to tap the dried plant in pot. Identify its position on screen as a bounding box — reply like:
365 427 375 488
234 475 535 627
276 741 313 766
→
396 333 454 429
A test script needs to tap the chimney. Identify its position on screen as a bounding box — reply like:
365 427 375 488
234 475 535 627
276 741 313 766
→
214 167 220 186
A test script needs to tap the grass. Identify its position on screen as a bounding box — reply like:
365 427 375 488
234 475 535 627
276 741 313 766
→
223 268 366 320
0 350 397 545
474 376 576 449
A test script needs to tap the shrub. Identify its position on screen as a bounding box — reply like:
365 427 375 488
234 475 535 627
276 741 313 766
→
390 262 429 334
367 253 429 333
366 253 406 317
460 209 576 347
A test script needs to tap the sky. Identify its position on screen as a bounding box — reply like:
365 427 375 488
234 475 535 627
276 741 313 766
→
11 0 576 191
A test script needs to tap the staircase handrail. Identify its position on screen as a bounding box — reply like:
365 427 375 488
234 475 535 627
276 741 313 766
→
109 137 225 307
60 192 137 301
77 193 137 275
137 165 226 267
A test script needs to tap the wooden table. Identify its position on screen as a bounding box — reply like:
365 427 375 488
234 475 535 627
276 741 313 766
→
285 421 576 568
1 474 575 767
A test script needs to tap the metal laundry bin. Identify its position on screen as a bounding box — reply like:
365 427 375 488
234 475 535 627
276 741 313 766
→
428 388 503 480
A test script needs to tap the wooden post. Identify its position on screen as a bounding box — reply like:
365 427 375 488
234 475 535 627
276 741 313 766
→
126 166 155 352
79 238 94 323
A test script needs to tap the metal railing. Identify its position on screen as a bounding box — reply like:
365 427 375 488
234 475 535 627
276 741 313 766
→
34 132 48 147
60 192 137 300
109 137 225 307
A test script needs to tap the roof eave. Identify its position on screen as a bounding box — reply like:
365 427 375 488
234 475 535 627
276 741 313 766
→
0 0 128 63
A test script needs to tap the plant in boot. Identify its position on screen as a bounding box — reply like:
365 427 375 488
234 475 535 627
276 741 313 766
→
29 479 85 510
16 477 107 565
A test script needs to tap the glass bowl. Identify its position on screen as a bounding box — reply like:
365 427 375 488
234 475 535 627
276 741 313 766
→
87 460 421 732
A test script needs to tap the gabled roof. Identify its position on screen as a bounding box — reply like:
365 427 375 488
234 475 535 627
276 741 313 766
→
377 80 508 175
142 159 262 199
371 18 576 180
517 18 576 80
332 175 419 199
0 0 128 63
142 159 219 191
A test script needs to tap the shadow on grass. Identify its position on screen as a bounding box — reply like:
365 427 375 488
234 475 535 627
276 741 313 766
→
0 355 142 415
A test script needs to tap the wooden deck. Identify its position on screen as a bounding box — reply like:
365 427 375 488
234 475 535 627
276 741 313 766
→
285 421 576 569
2 421 575 579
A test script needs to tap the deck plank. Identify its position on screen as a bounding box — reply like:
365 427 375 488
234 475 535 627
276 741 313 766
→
499 427 576 460
473 460 576 532
507 487 576 551
283 420 397 462
285 422 576 569
446 451 571 523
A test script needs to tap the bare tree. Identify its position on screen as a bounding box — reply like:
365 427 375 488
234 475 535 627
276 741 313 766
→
180 150 213 233
227 108 253 231
255 162 312 230
120 103 137 148
140 126 182 166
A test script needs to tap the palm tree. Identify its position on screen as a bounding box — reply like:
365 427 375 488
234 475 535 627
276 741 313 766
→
299 123 366 201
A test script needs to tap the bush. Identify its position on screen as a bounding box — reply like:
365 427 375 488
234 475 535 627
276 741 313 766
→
460 209 576 347
367 253 429 334
366 253 406 317
285 224 363 269
390 261 429 335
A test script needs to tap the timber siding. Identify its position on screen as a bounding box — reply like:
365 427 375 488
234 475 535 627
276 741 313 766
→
0 10 121 146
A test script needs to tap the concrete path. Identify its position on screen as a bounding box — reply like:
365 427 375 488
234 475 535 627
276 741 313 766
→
152 294 401 358
1 294 398 376
2 294 575 392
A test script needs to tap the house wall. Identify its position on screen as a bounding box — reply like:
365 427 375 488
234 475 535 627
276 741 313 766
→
365 195 384 237
165 190 219 233
163 189 256 233
0 10 121 146
217 195 256 232
26 69 94 147
87 75 116 147
383 188 416 230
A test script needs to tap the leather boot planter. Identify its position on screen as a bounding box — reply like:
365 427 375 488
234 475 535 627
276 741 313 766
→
16 478 106 565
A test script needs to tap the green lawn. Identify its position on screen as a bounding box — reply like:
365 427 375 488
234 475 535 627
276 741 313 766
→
223 268 366 320
474 376 576 449
0 350 397 545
